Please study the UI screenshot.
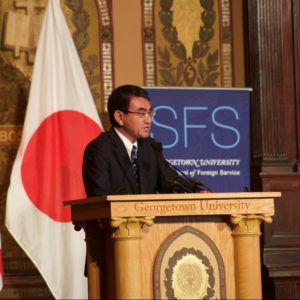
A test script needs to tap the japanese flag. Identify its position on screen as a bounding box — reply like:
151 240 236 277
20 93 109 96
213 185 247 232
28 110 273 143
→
5 0 102 298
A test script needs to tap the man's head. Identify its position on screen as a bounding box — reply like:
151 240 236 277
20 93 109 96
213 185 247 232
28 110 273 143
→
107 85 155 142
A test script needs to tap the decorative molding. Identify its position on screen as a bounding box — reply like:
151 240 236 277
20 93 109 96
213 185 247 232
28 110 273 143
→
231 214 272 235
142 0 156 86
153 225 226 299
142 0 234 87
2 0 47 64
219 0 233 87
95 0 114 111
165 247 215 299
111 216 154 238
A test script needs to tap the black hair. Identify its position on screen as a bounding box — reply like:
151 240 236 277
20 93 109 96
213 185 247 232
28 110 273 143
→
107 84 150 127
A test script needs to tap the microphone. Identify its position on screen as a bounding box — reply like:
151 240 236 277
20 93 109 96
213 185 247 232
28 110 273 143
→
151 141 208 192
165 179 197 193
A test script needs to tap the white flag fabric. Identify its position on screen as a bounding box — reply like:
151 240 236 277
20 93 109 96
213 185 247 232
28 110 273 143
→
5 0 103 298
0 232 3 291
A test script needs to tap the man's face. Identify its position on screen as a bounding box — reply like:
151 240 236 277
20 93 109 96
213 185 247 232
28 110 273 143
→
116 96 153 142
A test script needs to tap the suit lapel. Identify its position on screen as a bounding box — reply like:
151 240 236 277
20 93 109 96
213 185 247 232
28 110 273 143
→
137 139 151 193
109 130 139 193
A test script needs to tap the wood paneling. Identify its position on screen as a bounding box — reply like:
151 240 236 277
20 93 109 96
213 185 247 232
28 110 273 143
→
245 0 300 298
246 0 297 172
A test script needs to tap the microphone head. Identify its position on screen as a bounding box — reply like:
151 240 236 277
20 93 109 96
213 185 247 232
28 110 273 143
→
190 177 204 186
151 140 163 152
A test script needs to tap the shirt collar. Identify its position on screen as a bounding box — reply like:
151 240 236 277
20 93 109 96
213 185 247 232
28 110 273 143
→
114 128 138 158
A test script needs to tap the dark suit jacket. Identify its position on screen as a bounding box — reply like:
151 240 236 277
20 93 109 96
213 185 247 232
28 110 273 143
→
82 129 177 197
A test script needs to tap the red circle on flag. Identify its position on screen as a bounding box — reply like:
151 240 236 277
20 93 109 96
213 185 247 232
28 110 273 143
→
21 110 102 222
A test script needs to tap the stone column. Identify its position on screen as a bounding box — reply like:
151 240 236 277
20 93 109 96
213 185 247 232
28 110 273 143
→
111 216 154 299
230 214 272 299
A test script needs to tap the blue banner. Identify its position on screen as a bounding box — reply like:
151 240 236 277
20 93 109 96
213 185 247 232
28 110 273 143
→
147 87 251 192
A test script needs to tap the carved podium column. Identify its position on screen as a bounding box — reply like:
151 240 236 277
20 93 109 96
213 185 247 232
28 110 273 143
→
111 216 154 300
231 214 273 300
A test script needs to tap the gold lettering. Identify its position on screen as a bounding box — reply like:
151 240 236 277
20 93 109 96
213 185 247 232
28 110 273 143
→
199 200 251 212
0 131 6 142
134 202 197 215
0 125 23 146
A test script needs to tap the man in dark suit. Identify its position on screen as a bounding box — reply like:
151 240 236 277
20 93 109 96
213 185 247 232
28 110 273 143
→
82 84 181 197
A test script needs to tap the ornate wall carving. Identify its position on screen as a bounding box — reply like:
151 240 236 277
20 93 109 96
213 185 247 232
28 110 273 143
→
142 0 234 87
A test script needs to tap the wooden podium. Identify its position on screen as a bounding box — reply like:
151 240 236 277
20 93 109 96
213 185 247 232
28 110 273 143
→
65 192 281 300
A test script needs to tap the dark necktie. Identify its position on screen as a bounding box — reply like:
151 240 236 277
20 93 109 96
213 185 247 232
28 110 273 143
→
131 145 139 191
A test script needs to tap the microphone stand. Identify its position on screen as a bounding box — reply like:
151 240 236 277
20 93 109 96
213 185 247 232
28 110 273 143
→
151 141 210 192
